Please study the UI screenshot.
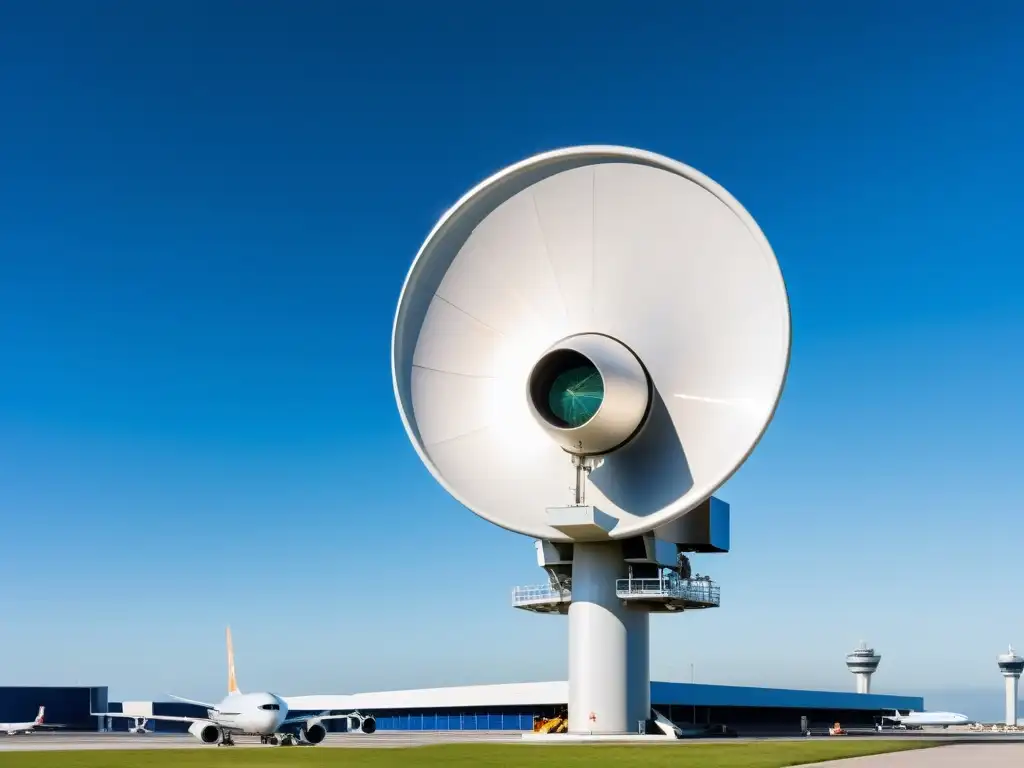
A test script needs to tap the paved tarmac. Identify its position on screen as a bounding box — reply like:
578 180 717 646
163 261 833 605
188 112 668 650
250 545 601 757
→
803 743 1024 767
0 731 524 751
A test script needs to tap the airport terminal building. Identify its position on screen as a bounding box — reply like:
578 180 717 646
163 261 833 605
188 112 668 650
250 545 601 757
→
283 681 922 734
0 682 923 736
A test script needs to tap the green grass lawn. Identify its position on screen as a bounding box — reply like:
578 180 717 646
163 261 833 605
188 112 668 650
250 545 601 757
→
1 740 941 768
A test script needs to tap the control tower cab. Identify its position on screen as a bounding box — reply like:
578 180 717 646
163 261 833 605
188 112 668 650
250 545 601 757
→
846 642 881 694
998 646 1023 727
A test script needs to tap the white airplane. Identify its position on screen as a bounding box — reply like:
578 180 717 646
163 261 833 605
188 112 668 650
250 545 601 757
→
0 707 62 735
878 709 972 730
92 627 376 746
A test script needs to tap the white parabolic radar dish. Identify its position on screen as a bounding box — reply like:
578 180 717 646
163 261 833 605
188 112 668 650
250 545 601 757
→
393 146 790 541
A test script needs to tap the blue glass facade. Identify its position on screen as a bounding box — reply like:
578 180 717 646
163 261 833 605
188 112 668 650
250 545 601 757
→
649 682 922 711
286 707 542 733
370 710 538 731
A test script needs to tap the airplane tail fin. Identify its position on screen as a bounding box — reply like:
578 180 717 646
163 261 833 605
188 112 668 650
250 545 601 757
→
226 626 240 695
35 706 44 724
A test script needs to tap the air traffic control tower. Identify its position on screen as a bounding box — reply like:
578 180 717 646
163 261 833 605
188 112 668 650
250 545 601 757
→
846 642 881 694
998 646 1023 726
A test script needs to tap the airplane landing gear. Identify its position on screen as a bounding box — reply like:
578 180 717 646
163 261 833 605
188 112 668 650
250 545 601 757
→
217 731 235 747
259 735 295 746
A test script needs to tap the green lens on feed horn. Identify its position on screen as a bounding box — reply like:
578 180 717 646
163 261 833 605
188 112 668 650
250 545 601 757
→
548 364 604 427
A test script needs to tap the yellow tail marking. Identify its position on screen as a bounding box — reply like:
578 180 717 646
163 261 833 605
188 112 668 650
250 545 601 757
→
226 626 239 694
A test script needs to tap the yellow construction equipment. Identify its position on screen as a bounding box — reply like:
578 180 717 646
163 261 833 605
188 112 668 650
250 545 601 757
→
532 711 569 733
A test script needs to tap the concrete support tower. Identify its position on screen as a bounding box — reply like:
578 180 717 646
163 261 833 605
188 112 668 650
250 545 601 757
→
512 499 729 734
846 642 881 694
998 646 1023 727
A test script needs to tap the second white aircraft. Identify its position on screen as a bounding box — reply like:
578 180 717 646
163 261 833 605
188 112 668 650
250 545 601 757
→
0 707 62 735
93 628 375 746
878 709 972 730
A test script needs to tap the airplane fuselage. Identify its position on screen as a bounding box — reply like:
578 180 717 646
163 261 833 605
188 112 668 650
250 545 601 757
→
0 708 45 735
203 692 287 735
881 711 970 729
0 723 38 735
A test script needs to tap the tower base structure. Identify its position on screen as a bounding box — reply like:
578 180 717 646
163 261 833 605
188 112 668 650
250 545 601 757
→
514 498 728 735
567 542 648 733
1005 676 1018 727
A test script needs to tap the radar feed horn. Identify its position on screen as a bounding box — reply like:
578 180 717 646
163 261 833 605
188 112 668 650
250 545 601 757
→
527 333 651 457
392 146 791 736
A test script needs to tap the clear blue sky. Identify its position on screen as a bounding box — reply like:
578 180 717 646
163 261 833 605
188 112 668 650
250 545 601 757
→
1 1 1022 718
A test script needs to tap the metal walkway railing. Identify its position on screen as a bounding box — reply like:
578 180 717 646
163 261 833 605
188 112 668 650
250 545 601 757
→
512 576 719 608
615 576 720 606
512 584 571 604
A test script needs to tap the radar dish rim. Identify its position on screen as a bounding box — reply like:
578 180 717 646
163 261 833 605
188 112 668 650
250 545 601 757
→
391 144 792 540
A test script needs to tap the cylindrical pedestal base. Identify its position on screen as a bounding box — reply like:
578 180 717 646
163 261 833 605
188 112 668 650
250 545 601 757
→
855 674 871 694
567 542 634 734
1005 676 1019 726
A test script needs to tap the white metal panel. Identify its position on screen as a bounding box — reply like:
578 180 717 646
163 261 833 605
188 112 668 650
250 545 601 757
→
120 701 154 717
535 539 571 567
283 681 569 712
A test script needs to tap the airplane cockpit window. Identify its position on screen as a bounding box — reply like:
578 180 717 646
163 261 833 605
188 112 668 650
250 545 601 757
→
258 704 281 710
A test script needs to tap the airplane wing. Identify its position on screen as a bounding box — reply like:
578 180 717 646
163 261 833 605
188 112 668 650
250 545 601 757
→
90 712 212 725
280 710 365 728
166 694 217 708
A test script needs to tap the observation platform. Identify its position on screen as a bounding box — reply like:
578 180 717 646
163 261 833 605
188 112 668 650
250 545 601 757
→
512 575 720 614
998 646 1024 676
846 643 881 674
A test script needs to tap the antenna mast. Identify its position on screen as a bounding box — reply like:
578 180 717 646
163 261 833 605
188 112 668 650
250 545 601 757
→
571 449 603 506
